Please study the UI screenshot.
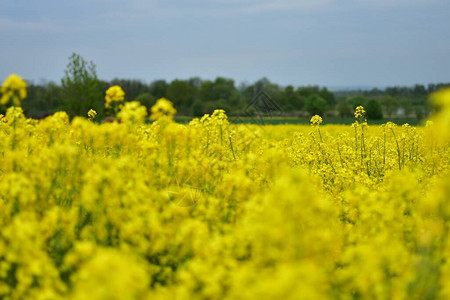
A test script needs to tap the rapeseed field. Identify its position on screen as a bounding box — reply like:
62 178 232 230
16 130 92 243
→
0 74 449 299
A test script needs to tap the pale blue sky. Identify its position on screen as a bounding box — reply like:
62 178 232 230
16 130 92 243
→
1 0 449 87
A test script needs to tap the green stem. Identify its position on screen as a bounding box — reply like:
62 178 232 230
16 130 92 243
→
229 137 236 161
390 128 402 170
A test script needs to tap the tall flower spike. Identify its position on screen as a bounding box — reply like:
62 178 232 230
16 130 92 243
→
310 115 322 126
354 106 366 119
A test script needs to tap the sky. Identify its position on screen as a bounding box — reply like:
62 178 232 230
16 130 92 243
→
1 0 449 88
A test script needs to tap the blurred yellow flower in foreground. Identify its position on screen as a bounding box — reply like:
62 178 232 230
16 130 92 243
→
430 88 450 141
150 97 177 121
1 74 27 106
118 101 147 124
105 85 125 109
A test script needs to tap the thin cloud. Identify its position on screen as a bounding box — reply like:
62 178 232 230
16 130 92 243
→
351 0 446 8
0 18 64 33
211 0 333 13
242 0 333 12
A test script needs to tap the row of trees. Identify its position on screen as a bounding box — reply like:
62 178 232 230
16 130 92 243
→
14 53 450 120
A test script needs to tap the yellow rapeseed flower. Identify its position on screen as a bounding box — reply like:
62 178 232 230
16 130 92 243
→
430 88 450 141
1 74 27 106
150 97 177 121
310 115 322 126
105 85 125 109
87 109 97 120
354 106 365 120
118 101 147 124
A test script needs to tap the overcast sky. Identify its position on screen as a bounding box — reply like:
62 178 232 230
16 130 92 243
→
1 0 449 88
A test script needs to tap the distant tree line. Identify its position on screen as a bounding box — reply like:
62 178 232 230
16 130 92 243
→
9 53 450 120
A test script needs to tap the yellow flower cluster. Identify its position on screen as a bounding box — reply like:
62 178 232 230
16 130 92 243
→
0 79 449 299
310 114 323 126
150 97 177 121
354 105 366 120
104 85 125 109
1 74 27 106
118 101 147 124
87 109 97 120
430 88 450 140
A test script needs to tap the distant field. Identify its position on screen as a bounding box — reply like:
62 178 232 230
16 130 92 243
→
174 116 423 126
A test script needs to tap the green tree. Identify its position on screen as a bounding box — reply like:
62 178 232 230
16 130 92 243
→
319 87 335 107
381 95 399 117
23 82 63 118
413 84 426 97
304 95 328 116
61 53 102 118
150 80 168 99
415 106 424 120
212 77 242 108
281 85 303 110
110 79 150 101
199 80 214 102
167 79 196 110
211 99 232 112
347 95 367 110
135 93 155 109
365 99 383 120
337 100 352 118
399 98 413 116
297 86 320 99
188 77 202 89
212 77 236 101
191 99 204 117
253 77 271 93
197 77 243 114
